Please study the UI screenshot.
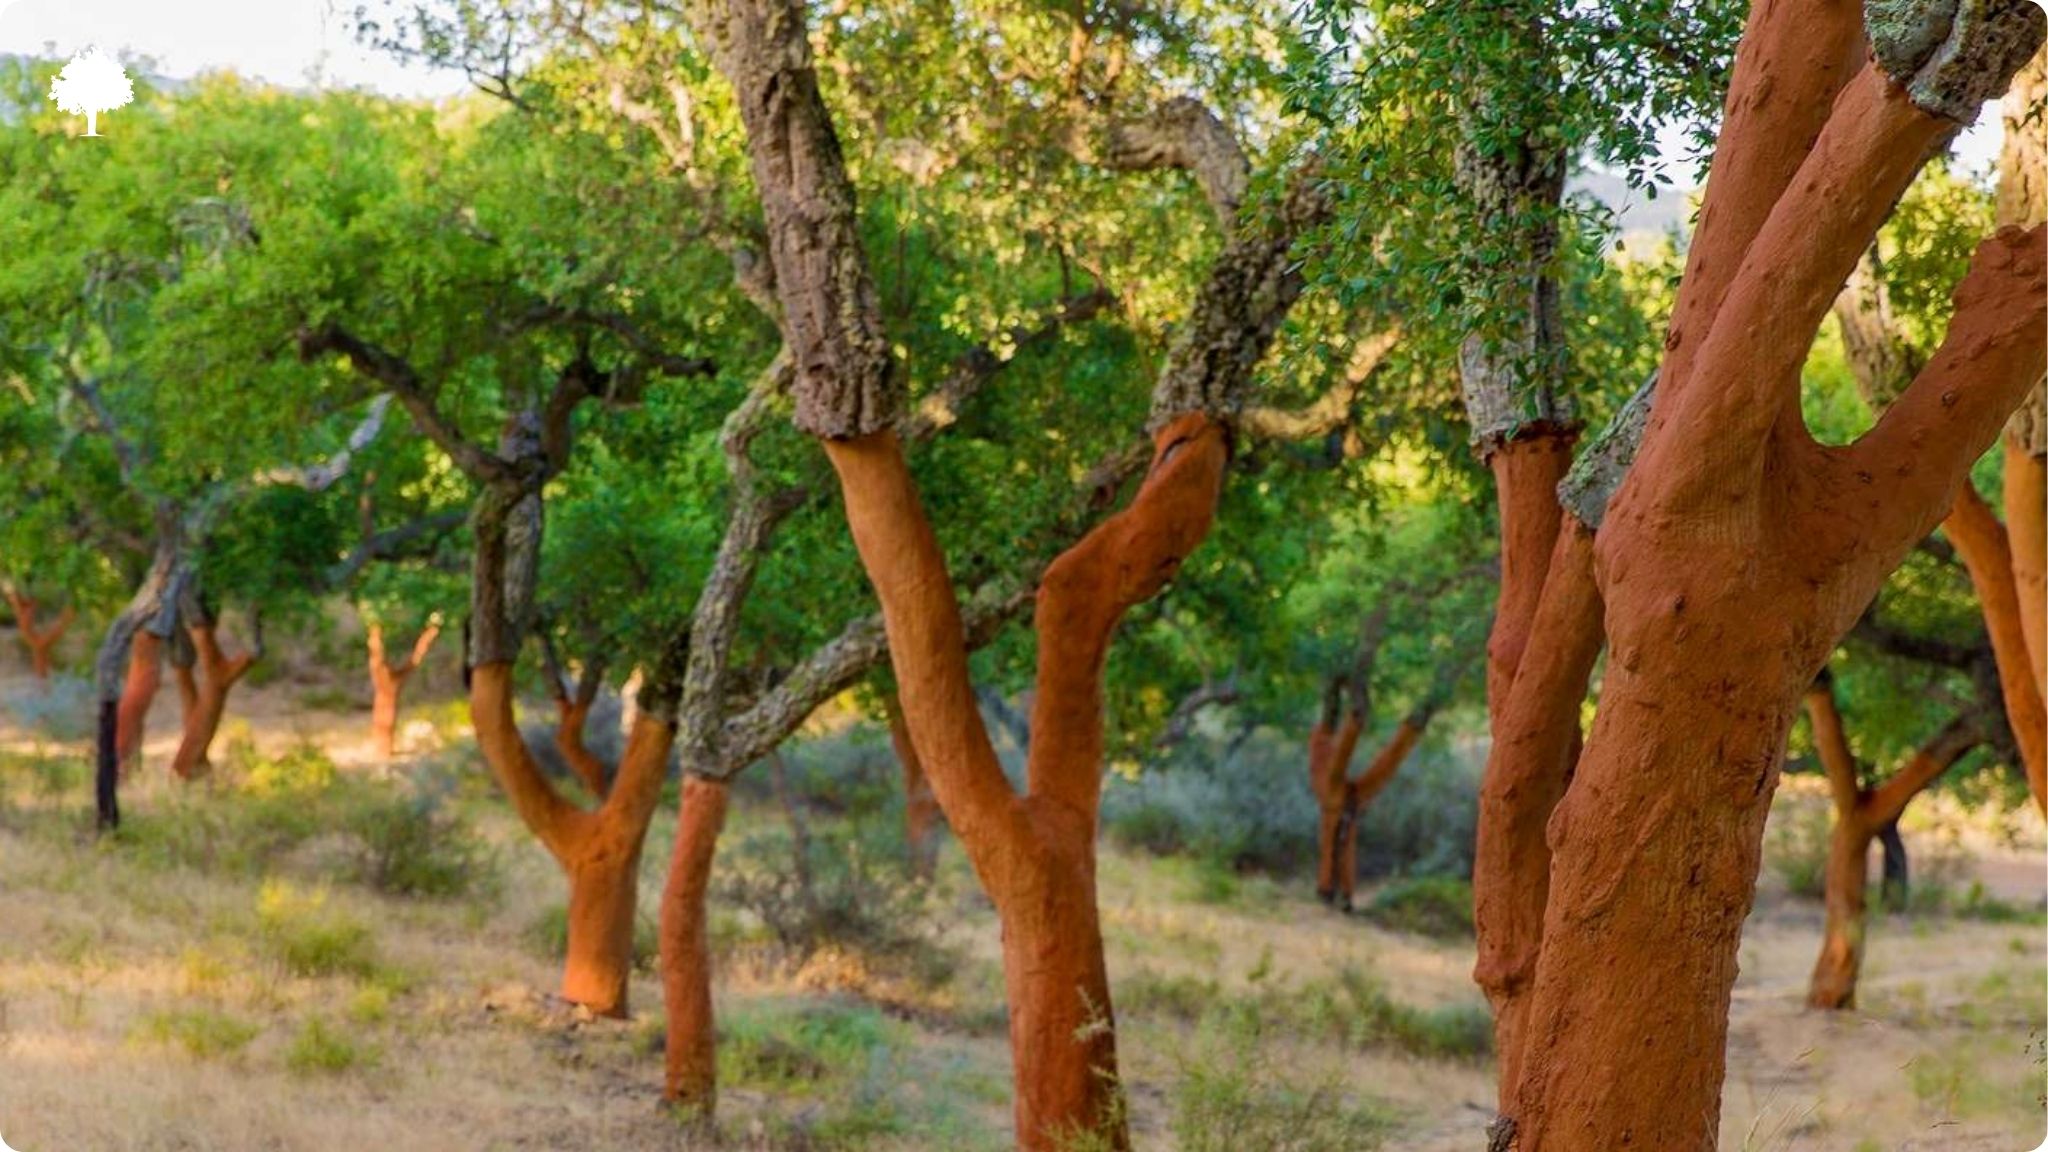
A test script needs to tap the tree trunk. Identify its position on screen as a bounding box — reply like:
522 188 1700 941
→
1482 432 1576 724
1809 803 1874 1010
1876 820 1908 909
367 620 438 761
2005 442 2047 695
115 630 163 770
8 593 75 680
661 774 730 1114
1000 810 1121 1152
1946 484 2047 806
885 692 943 876
1472 522 1603 1108
170 623 254 781
471 661 677 1016
1307 712 1363 905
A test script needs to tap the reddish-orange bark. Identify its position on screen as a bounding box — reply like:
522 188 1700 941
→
115 630 164 769
1471 521 1603 1109
1803 677 1984 1008
660 775 731 1114
470 662 676 1017
2005 444 2047 700
1308 712 1364 904
367 621 439 761
826 416 1228 1151
553 696 610 797
1505 40 2046 1142
1946 483 2047 807
1483 432 1575 725
884 692 943 875
170 624 255 781
6 592 75 680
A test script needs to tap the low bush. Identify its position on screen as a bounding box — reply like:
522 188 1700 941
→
1362 876 1474 939
135 1008 260 1060
1 675 95 741
285 1017 378 1075
256 881 382 980
1169 1012 1393 1152
338 782 497 899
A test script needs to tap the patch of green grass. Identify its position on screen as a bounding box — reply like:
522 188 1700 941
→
1908 1048 2002 1117
285 1018 378 1075
1361 875 1474 939
719 1000 899 1094
256 882 382 980
135 1008 259 1060
1168 1011 1392 1152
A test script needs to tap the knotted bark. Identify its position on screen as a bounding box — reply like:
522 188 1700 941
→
367 619 440 761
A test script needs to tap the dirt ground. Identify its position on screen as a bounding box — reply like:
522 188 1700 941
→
0 645 2042 1151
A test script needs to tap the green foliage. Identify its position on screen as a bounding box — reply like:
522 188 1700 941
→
337 785 497 899
1361 876 1475 939
1170 1012 1393 1152
255 881 383 980
285 1018 380 1075
134 1008 260 1060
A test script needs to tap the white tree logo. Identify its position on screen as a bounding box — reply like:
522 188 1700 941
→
48 46 134 138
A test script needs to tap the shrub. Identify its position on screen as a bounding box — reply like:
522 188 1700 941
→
285 1018 378 1075
1169 1012 1392 1152
1 675 95 741
1765 798 1830 899
338 783 496 899
135 1008 260 1060
718 1000 898 1093
1362 876 1474 939
256 881 381 980
714 817 945 974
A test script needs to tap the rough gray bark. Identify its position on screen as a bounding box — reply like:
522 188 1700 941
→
1866 0 2045 123
1146 170 1334 430
2001 48 2047 457
684 0 897 439
1451 20 1571 451
1103 97 1251 225
1557 374 1655 530
1833 250 1922 409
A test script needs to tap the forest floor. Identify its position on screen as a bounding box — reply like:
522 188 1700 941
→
0 653 2042 1152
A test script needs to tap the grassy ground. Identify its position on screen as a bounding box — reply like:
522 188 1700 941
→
0 658 2041 1151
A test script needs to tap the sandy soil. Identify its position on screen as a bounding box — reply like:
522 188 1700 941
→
0 644 2042 1151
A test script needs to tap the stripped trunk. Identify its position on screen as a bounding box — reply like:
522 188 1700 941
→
1946 485 2047 805
1505 1 2046 1134
660 774 730 1114
170 621 255 780
1307 700 1364 905
7 593 75 680
554 696 611 797
367 620 439 761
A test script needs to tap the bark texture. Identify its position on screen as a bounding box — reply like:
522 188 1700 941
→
169 597 257 781
1503 1 2045 1139
660 774 730 1113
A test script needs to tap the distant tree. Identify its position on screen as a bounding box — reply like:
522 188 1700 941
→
48 47 133 137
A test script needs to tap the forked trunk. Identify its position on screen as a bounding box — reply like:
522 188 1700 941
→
367 621 439 761
10 596 75 680
170 624 254 781
1307 713 1363 905
661 775 730 1115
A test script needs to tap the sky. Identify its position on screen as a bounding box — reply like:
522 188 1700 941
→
0 0 468 97
0 0 2014 190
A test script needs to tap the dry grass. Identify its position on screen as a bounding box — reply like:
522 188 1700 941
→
0 659 2042 1150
